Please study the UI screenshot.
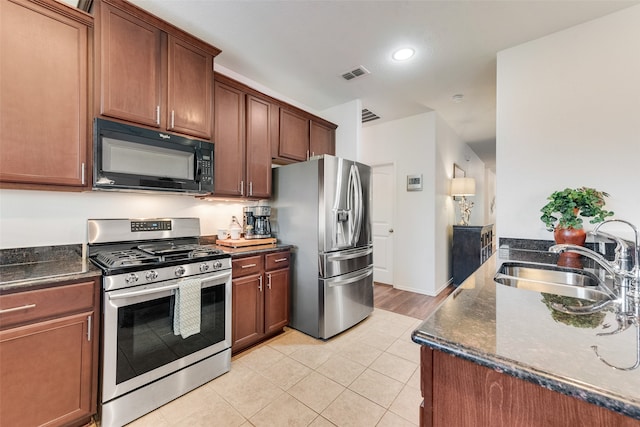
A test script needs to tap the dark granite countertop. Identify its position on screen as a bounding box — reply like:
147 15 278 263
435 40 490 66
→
412 244 640 421
0 245 101 294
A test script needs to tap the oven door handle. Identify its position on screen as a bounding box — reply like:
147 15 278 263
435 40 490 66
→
108 271 231 300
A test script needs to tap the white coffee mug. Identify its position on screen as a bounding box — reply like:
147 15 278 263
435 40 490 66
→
229 229 241 240
217 229 228 240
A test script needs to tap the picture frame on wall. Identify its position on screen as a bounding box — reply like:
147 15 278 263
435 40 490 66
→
453 163 465 178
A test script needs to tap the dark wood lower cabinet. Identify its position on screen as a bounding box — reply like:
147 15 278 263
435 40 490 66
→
0 277 100 427
420 347 640 427
231 250 290 353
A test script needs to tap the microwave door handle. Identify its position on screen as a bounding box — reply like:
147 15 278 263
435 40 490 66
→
194 148 203 183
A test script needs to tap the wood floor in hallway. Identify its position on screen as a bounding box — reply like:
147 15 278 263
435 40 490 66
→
374 282 454 320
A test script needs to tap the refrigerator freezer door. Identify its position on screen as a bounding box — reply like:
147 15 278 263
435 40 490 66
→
320 245 373 279
320 265 374 339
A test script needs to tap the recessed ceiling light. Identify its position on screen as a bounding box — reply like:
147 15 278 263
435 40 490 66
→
452 94 464 103
392 48 415 61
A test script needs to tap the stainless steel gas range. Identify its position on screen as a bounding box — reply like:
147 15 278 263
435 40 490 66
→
88 218 231 427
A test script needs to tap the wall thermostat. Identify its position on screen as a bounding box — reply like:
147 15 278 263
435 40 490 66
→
407 174 423 191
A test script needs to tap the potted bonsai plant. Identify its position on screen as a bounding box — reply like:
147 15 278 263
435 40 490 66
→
540 187 614 267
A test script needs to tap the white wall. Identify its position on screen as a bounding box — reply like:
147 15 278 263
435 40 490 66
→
497 5 640 242
321 99 361 161
0 189 246 249
360 111 484 296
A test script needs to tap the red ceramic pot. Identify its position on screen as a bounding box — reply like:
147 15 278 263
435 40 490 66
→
554 227 587 268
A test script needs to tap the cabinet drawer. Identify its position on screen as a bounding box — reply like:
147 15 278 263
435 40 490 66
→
0 280 95 330
232 255 264 278
265 251 290 271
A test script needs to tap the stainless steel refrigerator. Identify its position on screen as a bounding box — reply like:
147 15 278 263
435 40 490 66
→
271 155 373 339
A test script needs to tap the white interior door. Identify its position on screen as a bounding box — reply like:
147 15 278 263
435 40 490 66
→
371 163 394 285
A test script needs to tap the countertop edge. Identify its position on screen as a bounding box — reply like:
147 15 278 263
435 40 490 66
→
0 266 102 294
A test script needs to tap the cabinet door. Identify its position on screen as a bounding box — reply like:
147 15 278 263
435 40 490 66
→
310 120 336 157
99 3 162 127
0 312 95 427
264 267 289 335
232 274 264 352
279 108 309 161
245 94 272 198
213 81 245 196
167 36 212 139
0 0 89 187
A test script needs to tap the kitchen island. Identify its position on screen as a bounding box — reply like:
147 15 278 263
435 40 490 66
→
412 249 640 426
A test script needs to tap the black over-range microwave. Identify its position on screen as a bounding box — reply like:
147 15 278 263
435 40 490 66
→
93 118 214 194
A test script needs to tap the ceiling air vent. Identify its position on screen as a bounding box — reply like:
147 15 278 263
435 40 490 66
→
341 66 371 81
362 109 380 123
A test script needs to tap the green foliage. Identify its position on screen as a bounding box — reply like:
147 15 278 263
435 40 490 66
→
541 293 606 328
540 187 614 231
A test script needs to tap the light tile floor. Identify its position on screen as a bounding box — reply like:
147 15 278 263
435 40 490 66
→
126 308 424 427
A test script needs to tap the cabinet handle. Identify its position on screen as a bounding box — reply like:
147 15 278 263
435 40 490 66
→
241 263 257 269
170 110 175 129
156 106 160 125
87 315 92 342
258 275 263 292
274 258 287 263
240 180 244 196
306 150 310 160
81 162 85 185
267 273 272 289
249 181 253 196
0 304 36 314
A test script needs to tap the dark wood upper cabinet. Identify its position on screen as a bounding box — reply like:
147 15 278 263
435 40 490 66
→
98 2 162 127
278 108 310 161
245 94 272 198
94 0 219 139
167 36 213 139
213 74 272 199
213 80 245 197
275 107 337 164
310 120 336 157
0 0 92 189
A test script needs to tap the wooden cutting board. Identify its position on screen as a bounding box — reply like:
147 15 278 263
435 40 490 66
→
215 237 277 248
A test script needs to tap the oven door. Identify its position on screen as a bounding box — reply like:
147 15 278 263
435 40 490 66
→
101 270 231 403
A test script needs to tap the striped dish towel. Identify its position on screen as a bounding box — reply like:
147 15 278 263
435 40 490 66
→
173 278 202 339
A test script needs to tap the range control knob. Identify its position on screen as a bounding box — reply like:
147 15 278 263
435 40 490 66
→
199 263 210 273
213 261 223 270
125 273 139 284
145 270 158 281
174 266 186 277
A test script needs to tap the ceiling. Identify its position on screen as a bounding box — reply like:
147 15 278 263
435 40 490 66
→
91 0 639 170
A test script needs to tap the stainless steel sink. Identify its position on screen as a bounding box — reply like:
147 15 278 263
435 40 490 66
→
494 262 613 302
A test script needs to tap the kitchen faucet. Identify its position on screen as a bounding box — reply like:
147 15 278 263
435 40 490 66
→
550 219 640 370
549 219 639 307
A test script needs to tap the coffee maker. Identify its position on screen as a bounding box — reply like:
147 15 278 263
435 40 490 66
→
243 205 272 239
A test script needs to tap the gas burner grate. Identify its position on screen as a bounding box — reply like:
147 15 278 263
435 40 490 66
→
189 247 225 258
95 250 161 268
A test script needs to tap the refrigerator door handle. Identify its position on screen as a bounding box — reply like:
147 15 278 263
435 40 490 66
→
350 164 363 246
327 267 373 288
346 165 355 245
327 247 373 261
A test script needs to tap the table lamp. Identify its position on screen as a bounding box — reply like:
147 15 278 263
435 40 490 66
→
451 177 476 226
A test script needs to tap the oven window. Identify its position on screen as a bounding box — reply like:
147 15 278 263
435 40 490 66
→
115 286 225 384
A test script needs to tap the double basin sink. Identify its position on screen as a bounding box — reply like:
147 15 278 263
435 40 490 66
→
494 261 613 304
